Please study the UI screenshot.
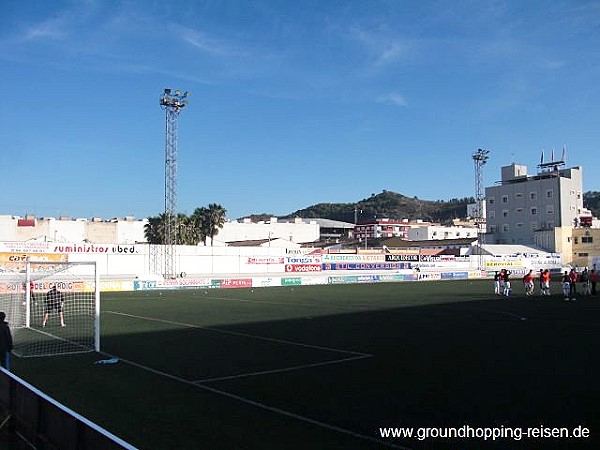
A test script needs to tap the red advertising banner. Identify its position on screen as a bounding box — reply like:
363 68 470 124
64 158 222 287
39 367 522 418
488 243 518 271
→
285 264 321 273
220 278 253 289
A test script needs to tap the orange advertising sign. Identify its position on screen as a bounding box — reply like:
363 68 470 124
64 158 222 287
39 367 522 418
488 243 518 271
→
0 252 68 272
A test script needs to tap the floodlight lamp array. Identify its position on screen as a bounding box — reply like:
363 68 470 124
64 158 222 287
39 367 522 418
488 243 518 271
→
472 148 490 164
160 88 189 109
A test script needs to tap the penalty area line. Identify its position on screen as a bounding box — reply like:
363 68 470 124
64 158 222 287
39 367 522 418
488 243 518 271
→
97 350 412 450
192 354 372 383
104 310 371 357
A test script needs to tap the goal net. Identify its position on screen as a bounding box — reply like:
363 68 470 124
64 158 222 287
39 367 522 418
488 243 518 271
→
0 261 100 358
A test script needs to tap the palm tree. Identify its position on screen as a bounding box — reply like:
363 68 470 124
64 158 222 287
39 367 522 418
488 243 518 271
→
191 204 226 245
206 203 226 245
144 214 167 244
191 207 208 245
176 213 197 245
146 204 226 246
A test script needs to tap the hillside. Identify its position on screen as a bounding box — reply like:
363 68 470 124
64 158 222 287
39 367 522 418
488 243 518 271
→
285 190 600 223
281 190 474 223
584 191 600 218
243 190 599 224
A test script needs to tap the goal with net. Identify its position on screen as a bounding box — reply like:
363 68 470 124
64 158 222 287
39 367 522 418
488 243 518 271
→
0 261 100 358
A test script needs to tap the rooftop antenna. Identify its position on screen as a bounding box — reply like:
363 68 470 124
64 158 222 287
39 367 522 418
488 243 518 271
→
538 145 565 173
159 88 189 279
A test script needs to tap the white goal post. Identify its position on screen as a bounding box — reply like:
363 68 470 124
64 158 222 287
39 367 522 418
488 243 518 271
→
0 261 100 358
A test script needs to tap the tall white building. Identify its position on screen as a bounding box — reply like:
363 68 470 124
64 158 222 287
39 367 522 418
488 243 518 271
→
485 162 587 249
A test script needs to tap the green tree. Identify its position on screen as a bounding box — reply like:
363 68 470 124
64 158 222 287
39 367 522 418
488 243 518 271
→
145 212 206 245
144 214 167 244
176 213 202 245
192 204 227 245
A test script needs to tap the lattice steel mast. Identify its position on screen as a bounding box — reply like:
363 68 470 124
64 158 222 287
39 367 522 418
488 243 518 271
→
160 88 188 278
472 148 489 272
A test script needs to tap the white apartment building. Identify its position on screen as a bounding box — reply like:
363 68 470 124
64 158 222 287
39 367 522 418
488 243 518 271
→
0 216 148 244
407 225 478 241
215 218 319 244
485 162 588 250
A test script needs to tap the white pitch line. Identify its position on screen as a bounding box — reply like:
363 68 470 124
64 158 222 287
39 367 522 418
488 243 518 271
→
105 310 371 357
206 295 377 312
96 350 412 450
478 308 528 321
193 354 372 383
437 304 528 322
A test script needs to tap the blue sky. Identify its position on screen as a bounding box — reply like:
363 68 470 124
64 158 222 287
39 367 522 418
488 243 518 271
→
1 0 599 221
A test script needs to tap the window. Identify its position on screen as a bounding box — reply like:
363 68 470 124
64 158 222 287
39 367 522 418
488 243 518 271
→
502 210 509 217
515 193 524 198
489 198 495 205
578 253 589 257
546 206 554 214
516 207 523 213
489 211 496 219
502 224 509 232
531 208 537 215
516 223 524 228
582 236 593 244
574 237 578 244
546 189 554 198
530 192 537 200
489 225 497 233
502 195 509 203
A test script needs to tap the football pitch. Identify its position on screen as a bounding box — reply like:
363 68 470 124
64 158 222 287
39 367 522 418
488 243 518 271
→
10 280 599 449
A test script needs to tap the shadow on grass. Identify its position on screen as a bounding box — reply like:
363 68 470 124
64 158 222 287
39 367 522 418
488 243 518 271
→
10 281 600 449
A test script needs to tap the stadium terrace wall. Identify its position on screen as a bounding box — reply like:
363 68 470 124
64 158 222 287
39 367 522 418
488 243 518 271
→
0 367 136 449
0 241 564 292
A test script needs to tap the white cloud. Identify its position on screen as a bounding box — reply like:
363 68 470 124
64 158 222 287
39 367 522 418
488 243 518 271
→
168 24 242 57
23 17 69 41
348 26 415 70
377 93 408 107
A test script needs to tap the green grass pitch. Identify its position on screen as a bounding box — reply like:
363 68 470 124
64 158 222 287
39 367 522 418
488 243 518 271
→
9 280 600 449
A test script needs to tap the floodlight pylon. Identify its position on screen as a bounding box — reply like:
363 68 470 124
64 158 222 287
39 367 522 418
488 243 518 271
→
160 88 188 278
472 148 489 271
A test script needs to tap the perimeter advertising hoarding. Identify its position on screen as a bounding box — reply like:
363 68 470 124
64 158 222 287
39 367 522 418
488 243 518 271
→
218 278 253 289
0 252 68 272
385 254 419 262
159 278 212 289
247 257 285 265
0 280 86 295
281 277 302 286
323 262 412 271
285 264 321 273
133 278 212 290
440 272 469 279
285 256 321 264
298 275 328 286
0 242 139 255
252 277 280 288
322 254 386 262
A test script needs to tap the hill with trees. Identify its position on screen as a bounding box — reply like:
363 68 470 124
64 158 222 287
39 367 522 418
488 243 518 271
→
237 190 599 224
584 191 600 218
280 190 475 223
